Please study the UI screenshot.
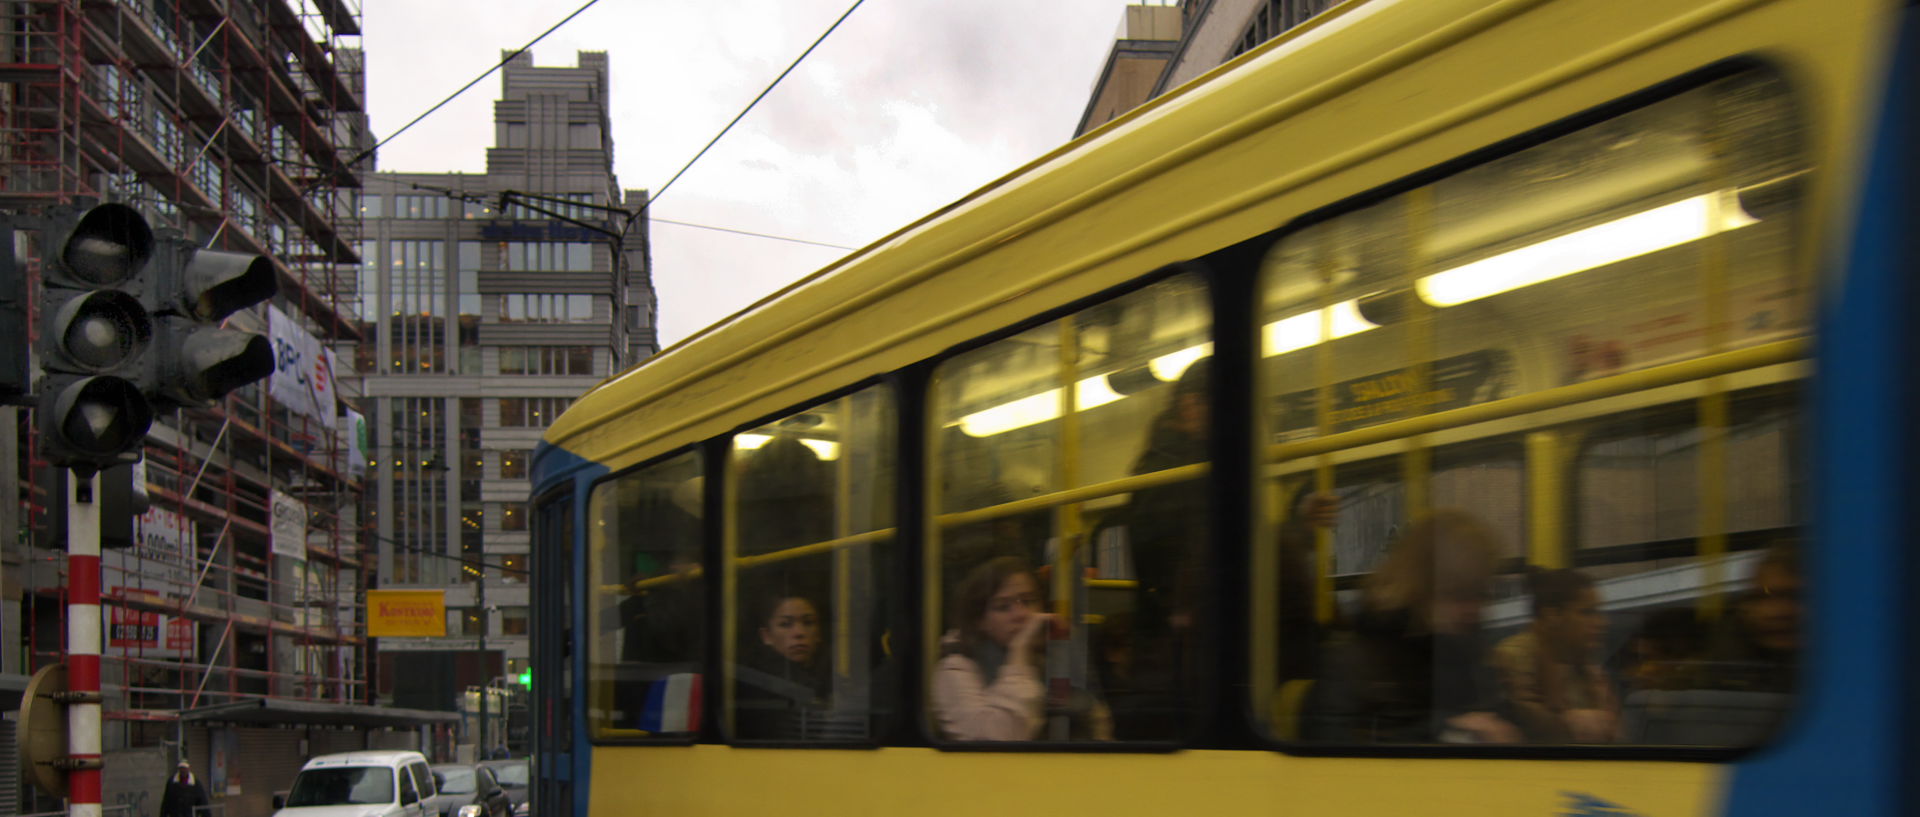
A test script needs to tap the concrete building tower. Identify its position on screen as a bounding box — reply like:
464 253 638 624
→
359 51 655 744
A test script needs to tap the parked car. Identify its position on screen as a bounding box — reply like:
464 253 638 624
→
429 764 512 817
476 758 530 817
273 751 439 817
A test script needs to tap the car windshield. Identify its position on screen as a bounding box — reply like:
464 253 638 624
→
435 768 476 795
286 767 395 807
486 762 528 787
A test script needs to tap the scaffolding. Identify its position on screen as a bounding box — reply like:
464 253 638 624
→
0 0 371 730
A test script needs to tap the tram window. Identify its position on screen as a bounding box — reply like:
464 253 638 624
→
726 384 898 743
927 272 1210 744
1253 70 1806 749
586 449 705 741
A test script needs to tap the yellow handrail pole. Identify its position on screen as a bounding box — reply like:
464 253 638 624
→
1525 430 1568 568
1402 188 1437 526
1695 115 1747 619
1312 247 1337 625
1053 320 1085 626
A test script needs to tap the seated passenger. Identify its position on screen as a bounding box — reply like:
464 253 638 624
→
1490 567 1619 743
735 591 832 740
932 556 1112 741
1708 543 1801 693
1307 509 1520 744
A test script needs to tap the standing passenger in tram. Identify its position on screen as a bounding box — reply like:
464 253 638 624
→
1307 509 1521 744
1490 567 1620 743
932 556 1112 741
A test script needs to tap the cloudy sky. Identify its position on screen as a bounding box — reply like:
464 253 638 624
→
361 0 1149 347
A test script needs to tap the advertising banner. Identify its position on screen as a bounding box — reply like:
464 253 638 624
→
268 305 336 429
343 406 369 479
270 490 308 561
367 589 447 637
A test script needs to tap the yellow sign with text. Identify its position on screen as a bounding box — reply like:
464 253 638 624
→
367 590 447 637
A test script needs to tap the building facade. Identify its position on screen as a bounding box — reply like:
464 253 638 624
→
1078 0 1341 136
358 51 655 733
0 1 396 814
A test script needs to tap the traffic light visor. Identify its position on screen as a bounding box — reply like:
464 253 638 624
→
43 376 152 463
181 250 277 322
60 204 153 287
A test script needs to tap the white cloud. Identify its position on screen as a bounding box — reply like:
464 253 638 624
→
362 0 1142 347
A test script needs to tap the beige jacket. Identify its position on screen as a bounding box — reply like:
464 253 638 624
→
931 647 1044 741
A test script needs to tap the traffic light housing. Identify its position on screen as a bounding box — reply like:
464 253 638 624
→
140 238 278 409
34 203 157 472
24 201 280 472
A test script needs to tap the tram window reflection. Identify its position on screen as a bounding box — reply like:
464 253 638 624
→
586 450 704 739
726 385 897 743
927 272 1211 744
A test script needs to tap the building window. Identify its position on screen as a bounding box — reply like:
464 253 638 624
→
501 607 529 636
499 554 526 585
499 346 594 375
501 241 594 272
500 502 527 532
497 294 593 323
361 193 383 219
392 194 450 219
500 449 529 480
451 607 485 636
389 240 447 373
498 398 571 428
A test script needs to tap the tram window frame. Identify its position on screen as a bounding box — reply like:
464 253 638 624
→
1248 61 1808 760
921 265 1218 753
721 379 902 748
583 444 711 746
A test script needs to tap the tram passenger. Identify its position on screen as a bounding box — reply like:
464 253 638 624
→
737 437 833 556
1490 567 1619 743
1307 509 1521 744
735 585 834 740
939 429 1049 591
1276 484 1339 681
933 556 1112 741
1708 543 1801 693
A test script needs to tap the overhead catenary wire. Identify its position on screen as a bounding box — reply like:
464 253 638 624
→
644 0 867 210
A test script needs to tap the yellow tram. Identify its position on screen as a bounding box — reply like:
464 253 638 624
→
529 0 1920 812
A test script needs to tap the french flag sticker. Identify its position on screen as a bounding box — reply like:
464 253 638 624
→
640 673 702 734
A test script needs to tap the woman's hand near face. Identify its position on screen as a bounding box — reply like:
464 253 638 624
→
1008 612 1053 665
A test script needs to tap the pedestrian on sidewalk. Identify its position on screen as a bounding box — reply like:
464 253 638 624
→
161 760 210 817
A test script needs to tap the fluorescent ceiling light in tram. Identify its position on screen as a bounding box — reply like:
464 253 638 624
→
732 432 841 460
955 376 1124 437
1415 191 1759 307
1150 343 1213 381
1263 299 1378 356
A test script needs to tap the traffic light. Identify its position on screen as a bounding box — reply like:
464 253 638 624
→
34 203 156 472
517 670 532 689
141 237 277 409
27 201 279 473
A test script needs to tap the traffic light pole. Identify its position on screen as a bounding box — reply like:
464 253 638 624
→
66 471 103 817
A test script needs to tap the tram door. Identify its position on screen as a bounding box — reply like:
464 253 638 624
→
532 488 575 817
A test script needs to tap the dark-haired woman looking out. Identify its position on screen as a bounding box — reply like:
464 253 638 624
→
1490 567 1619 743
932 556 1112 741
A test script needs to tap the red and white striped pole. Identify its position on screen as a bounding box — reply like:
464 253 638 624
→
67 471 103 817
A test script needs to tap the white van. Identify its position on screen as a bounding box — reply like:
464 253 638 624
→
272 751 441 817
